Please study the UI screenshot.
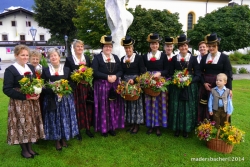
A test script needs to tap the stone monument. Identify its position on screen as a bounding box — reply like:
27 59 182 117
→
105 0 134 59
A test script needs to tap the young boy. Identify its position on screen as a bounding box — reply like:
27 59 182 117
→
208 73 233 129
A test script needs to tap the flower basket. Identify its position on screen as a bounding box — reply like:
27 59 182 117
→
116 81 141 101
136 72 170 97
143 87 160 97
207 139 234 153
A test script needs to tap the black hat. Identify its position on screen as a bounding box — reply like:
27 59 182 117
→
147 33 162 42
176 34 190 45
164 36 175 45
100 35 115 44
121 36 135 46
205 33 221 44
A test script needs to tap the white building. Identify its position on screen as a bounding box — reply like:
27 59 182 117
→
0 7 51 60
127 0 233 32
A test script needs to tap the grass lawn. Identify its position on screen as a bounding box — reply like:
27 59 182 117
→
0 79 249 167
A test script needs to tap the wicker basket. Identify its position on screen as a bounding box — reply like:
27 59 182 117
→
143 88 160 97
207 139 234 153
123 82 140 101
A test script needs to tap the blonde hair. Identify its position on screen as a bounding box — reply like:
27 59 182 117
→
73 40 84 48
30 50 42 60
198 41 207 47
14 44 30 56
217 73 227 82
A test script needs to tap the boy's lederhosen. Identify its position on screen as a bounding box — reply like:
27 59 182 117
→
211 88 230 129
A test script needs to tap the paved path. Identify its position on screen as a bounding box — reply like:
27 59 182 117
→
0 61 250 80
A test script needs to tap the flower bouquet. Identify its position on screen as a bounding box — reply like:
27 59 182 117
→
172 68 192 88
46 79 72 102
116 81 142 101
196 119 245 153
18 71 44 97
70 65 94 87
136 72 171 97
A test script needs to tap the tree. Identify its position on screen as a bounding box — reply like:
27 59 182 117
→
127 5 183 54
187 5 250 52
72 0 110 49
33 0 81 42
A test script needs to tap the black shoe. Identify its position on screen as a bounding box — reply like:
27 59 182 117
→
60 139 68 148
130 126 139 134
102 133 108 137
146 128 153 135
156 131 162 137
108 130 116 136
55 141 62 151
183 131 188 138
76 134 82 141
174 130 180 137
86 130 94 138
29 151 39 156
21 152 34 159
126 127 134 133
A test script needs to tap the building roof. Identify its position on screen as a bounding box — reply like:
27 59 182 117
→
0 7 33 19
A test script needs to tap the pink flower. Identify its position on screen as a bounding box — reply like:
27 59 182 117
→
81 68 86 72
150 57 156 62
79 62 86 65
207 60 213 64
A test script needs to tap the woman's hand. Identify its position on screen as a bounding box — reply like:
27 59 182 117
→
229 90 233 98
128 79 134 84
27 94 40 100
153 72 161 78
108 75 117 83
204 83 211 91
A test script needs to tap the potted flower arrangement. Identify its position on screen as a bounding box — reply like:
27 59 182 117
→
172 68 192 88
196 119 245 153
18 71 44 97
70 64 94 87
116 81 142 101
46 79 72 102
136 72 171 97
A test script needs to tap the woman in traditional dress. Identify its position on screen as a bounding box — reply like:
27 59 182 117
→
3 44 45 158
142 33 169 136
41 48 78 150
64 40 94 139
198 33 232 122
92 35 124 137
164 36 175 62
197 41 208 64
168 34 200 138
120 36 146 134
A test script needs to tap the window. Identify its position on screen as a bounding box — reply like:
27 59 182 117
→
20 35 25 41
0 21 2 25
11 21 16 26
187 13 193 30
26 21 31 27
40 35 45 41
2 35 8 41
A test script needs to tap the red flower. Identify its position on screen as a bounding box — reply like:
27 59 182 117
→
24 71 31 76
168 58 172 62
207 60 213 64
106 58 111 62
150 57 156 62
35 71 41 79
79 61 86 65
181 58 185 62
55 72 59 76
125 58 130 63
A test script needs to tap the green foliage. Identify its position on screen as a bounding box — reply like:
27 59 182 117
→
73 0 110 49
242 54 250 61
127 5 183 54
238 67 249 74
237 59 249 64
40 56 48 67
84 50 93 62
33 0 81 42
232 67 237 74
188 5 250 51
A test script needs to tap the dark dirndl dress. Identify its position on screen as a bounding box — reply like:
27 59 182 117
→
144 72 168 128
94 79 124 133
74 83 93 130
197 74 217 123
123 75 144 124
43 93 79 140
168 80 198 132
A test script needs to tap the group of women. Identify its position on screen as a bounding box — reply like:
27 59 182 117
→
3 32 233 158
